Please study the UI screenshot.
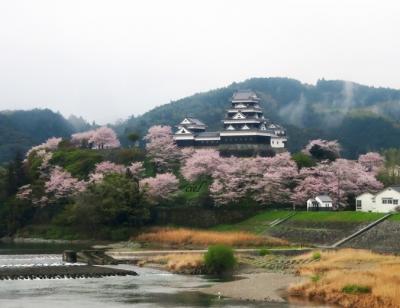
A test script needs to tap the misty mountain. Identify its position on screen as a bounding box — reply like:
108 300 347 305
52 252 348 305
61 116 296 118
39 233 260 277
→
67 114 94 132
0 109 75 163
116 78 400 158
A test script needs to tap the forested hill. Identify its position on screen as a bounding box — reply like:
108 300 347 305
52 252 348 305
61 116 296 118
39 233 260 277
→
116 78 400 158
0 109 76 163
2 78 400 163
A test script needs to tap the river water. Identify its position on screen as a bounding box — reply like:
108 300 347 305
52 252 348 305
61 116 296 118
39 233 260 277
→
0 243 308 308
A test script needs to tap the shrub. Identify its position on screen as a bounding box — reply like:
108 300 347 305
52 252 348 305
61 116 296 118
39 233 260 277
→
312 252 321 261
51 149 103 179
342 284 371 294
259 248 270 256
204 245 236 275
311 274 321 283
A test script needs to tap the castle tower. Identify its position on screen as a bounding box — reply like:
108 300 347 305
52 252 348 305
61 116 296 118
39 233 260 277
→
220 90 286 148
173 90 287 151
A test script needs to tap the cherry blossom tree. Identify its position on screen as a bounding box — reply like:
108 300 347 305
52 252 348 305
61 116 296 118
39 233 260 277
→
45 166 87 200
250 153 298 204
210 153 298 206
93 161 125 174
292 158 383 207
26 137 62 157
127 162 145 179
181 149 221 181
140 172 179 204
144 125 181 172
71 130 95 148
303 139 341 161
209 156 249 205
88 161 126 183
89 126 120 149
358 152 385 174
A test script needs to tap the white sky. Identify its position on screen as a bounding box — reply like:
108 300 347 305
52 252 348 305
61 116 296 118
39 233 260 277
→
0 0 399 124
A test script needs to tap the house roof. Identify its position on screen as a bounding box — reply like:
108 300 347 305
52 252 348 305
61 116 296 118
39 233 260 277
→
316 195 333 202
232 90 259 101
356 192 374 198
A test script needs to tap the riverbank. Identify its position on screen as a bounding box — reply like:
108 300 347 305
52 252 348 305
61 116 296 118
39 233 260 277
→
201 272 305 302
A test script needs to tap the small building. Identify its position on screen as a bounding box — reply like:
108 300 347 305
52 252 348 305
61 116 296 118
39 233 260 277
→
307 195 334 211
356 186 400 213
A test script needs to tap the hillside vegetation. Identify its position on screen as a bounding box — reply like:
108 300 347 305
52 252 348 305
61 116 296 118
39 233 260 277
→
0 109 75 163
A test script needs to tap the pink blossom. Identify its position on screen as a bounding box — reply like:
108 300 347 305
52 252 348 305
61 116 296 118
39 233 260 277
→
128 162 145 178
71 130 95 148
88 127 120 149
94 161 126 175
88 172 104 184
144 125 181 172
26 137 62 157
181 149 221 181
45 166 87 199
358 152 385 174
88 161 126 183
292 158 383 206
140 172 179 204
210 153 298 206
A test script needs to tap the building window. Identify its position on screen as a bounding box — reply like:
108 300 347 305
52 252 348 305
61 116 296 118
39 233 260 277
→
382 198 393 204
394 199 399 205
356 200 362 210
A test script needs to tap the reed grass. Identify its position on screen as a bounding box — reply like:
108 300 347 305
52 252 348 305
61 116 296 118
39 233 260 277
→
135 227 288 247
290 249 400 308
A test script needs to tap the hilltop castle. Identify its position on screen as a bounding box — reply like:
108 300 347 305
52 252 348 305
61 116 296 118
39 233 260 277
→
173 90 287 154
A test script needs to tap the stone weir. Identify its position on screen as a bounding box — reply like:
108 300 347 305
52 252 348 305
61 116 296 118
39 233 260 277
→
0 265 138 280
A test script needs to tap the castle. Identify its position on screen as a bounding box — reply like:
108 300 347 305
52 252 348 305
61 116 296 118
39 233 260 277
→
173 90 287 154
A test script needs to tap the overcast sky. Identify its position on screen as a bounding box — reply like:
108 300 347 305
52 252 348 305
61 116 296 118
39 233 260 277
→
0 0 399 124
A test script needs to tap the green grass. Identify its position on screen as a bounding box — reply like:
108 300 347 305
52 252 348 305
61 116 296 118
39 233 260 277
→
211 210 385 234
312 251 321 260
388 213 400 221
342 284 371 294
290 211 385 222
212 210 292 234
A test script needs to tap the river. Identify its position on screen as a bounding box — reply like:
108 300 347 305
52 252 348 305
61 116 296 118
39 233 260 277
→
0 243 309 308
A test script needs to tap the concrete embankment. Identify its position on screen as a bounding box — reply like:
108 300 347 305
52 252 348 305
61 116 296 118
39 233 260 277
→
268 220 370 246
342 220 400 253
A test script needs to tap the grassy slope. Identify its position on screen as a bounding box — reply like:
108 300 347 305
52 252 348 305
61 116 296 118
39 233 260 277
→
387 213 400 221
212 211 387 234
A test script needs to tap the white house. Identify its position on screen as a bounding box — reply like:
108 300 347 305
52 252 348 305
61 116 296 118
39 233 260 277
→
307 195 334 211
356 186 400 213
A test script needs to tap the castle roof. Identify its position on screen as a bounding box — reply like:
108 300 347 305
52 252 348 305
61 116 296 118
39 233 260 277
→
182 117 206 126
232 90 259 101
